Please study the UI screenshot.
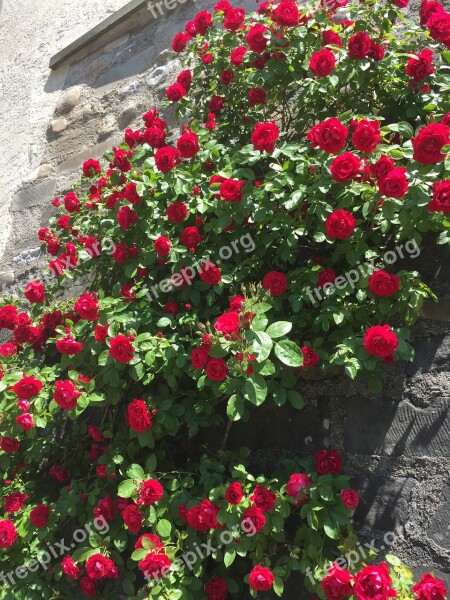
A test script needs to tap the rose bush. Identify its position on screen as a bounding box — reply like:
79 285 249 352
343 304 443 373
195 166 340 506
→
0 0 449 598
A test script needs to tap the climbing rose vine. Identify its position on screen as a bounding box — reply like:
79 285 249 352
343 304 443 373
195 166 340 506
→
0 0 449 598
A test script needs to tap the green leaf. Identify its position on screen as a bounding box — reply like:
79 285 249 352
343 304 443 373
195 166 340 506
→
156 519 172 538
253 331 273 361
274 340 303 367
224 549 236 567
127 464 145 481
266 321 292 338
243 375 267 406
386 554 402 566
288 390 304 409
72 547 98 563
117 479 137 498
227 394 245 421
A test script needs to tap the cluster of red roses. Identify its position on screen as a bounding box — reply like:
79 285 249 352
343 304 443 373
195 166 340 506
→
61 553 119 598
321 562 446 600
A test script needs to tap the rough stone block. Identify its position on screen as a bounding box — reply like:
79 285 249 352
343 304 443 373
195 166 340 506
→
342 397 450 457
406 334 450 376
55 87 82 115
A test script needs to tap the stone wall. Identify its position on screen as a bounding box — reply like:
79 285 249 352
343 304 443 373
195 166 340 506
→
0 0 450 596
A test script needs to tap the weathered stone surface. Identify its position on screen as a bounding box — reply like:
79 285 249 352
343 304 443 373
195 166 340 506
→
406 334 450 376
55 138 119 174
31 163 53 179
343 397 450 457
50 117 68 134
54 87 82 115
428 484 450 550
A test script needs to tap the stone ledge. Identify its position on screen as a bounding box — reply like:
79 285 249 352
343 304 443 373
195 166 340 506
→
49 0 190 70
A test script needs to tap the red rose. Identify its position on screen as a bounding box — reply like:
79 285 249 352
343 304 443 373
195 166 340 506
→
428 180 450 213
322 563 353 600
348 32 372 59
30 504 50 528
49 465 71 483
191 345 210 369
412 123 450 164
126 399 153 432
370 155 395 181
4 492 28 514
412 574 447 600
271 1 300 26
242 506 266 533
12 376 43 400
251 121 279 153
368 41 385 61
109 334 135 363
363 325 398 357
117 206 138 230
166 201 188 222
177 131 200 158
406 49 434 82
262 271 287 296
0 519 18 548
0 305 18 330
251 484 277 512
246 23 270 53
224 7 245 30
54 380 81 410
248 566 274 592
180 226 202 251
378 167 408 198
214 312 240 334
315 449 342 474
248 87 267 106
85 554 118 579
94 494 115 521
309 49 336 77
166 82 186 102
139 552 171 580
426 11 450 46
194 9 213 34
172 31 191 53
352 120 381 153
218 178 243 202
354 563 396 600
286 473 312 501
64 192 81 213
155 146 181 173
325 210 356 239
186 499 220 531
308 118 348 153
330 152 361 181
24 280 45 303
209 95 225 114
0 342 17 356
80 576 97 596
341 488 360 509
205 358 228 381
199 262 222 284
137 479 164 506
177 69 192 90
230 46 247 65
205 577 228 600
164 301 179 316
56 333 83 355
317 268 336 288
368 271 400 296
62 556 81 579
16 413 35 431
94 324 109 342
154 236 171 256
74 293 99 321
0 436 20 453
122 505 144 533
220 69 234 85
135 533 163 550
301 346 320 367
225 482 243 504
82 159 101 178
322 30 343 47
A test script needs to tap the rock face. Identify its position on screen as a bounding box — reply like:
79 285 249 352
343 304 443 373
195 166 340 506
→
1 0 450 597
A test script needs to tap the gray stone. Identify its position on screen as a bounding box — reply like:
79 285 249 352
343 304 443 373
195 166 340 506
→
55 138 118 174
12 248 41 266
353 476 415 531
420 296 450 321
117 106 138 128
50 117 68 134
55 87 81 115
121 80 139 93
428 484 450 550
406 334 450 376
32 163 52 179
343 397 450 457
146 65 169 86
